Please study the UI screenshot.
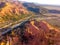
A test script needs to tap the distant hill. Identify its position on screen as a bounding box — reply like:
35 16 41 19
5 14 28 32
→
38 4 60 14
22 2 60 14
48 10 60 14
22 2 48 14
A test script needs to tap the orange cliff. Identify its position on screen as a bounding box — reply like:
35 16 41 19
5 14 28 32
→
0 2 29 16
21 20 60 45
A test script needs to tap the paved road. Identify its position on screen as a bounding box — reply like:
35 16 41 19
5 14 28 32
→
0 16 32 36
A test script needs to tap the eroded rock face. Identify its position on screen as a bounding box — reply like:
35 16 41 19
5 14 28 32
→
20 20 60 45
0 20 60 45
0 2 29 16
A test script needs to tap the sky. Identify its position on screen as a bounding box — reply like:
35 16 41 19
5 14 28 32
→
19 0 60 5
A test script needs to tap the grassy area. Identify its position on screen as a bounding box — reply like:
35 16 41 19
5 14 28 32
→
0 14 31 28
